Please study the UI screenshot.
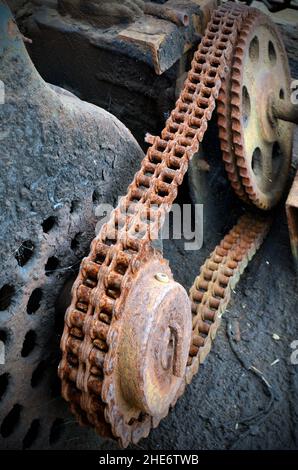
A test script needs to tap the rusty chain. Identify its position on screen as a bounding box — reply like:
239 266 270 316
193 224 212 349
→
59 3 272 447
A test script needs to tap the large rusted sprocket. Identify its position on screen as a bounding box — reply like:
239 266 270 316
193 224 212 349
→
218 8 294 210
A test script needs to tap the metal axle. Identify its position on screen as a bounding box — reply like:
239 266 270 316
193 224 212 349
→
273 97 298 124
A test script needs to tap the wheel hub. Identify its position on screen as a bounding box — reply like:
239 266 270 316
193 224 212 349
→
117 260 192 418
257 75 279 144
242 25 292 197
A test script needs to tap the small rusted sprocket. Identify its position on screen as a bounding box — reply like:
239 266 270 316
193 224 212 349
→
218 9 294 210
102 250 192 447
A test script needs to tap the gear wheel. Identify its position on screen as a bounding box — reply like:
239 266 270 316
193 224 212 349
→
218 9 294 210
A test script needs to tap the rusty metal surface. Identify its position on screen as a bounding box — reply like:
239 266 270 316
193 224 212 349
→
218 8 294 210
30 0 215 77
115 257 192 426
59 3 274 447
286 170 298 269
184 212 271 387
144 2 190 26
273 98 298 124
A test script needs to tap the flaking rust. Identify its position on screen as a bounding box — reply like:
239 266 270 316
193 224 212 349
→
286 170 298 271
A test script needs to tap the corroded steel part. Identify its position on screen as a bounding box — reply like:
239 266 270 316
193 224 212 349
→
59 2 274 447
116 259 192 418
217 10 259 204
219 9 294 210
273 98 298 124
286 170 298 271
144 2 190 26
183 211 272 388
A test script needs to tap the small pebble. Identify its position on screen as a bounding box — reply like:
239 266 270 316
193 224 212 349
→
271 358 280 366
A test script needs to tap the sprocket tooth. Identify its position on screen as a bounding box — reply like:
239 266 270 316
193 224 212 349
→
217 115 227 128
230 123 239 137
230 94 241 107
221 143 231 154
